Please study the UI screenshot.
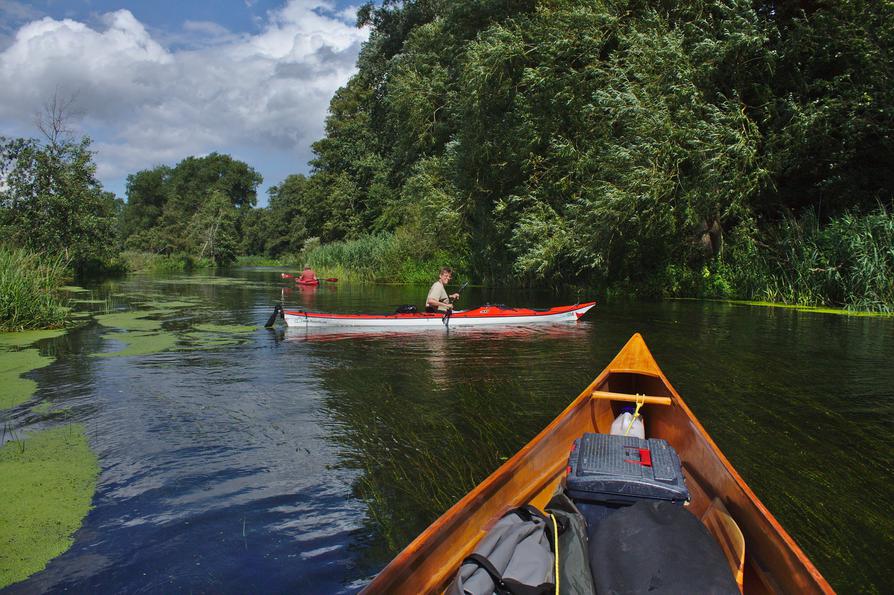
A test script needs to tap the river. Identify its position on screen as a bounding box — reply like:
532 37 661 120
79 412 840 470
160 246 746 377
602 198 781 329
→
1 269 891 593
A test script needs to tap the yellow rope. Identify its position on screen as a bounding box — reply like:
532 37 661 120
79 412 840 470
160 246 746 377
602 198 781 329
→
624 394 646 436
551 513 560 595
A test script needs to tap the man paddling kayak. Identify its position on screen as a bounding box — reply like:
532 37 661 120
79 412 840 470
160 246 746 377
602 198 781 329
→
426 267 461 313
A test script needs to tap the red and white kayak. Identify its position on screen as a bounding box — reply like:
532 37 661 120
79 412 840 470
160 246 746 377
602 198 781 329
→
281 302 595 327
295 278 320 286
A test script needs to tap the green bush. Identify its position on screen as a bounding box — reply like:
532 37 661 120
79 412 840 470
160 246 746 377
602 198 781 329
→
0 246 70 331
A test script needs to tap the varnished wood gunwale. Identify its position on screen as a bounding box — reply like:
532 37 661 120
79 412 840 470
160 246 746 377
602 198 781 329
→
361 333 833 594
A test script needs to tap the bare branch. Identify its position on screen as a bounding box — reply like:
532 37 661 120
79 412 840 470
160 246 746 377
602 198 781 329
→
34 87 84 147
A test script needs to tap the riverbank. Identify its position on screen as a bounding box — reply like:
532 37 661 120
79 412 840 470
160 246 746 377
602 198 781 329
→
298 205 894 314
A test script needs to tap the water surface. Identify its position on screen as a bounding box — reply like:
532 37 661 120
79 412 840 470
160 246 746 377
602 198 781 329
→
1 270 891 593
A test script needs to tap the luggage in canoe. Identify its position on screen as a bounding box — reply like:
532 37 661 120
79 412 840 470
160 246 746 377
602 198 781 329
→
361 333 832 594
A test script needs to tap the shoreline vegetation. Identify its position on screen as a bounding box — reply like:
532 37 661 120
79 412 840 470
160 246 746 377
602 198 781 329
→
0 247 71 332
2 2 892 330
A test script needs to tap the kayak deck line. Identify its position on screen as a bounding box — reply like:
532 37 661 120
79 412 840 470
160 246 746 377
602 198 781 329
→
280 302 596 327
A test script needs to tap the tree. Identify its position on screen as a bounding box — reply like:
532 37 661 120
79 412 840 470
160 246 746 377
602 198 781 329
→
120 153 263 258
0 134 118 270
121 166 171 241
265 175 310 256
189 191 238 265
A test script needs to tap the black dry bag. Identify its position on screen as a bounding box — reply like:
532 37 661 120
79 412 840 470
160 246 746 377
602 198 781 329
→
589 500 739 595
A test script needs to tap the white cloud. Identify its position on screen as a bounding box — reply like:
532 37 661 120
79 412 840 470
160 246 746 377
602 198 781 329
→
0 1 368 195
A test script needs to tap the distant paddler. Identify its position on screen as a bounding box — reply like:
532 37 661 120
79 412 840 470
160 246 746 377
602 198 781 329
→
298 265 318 284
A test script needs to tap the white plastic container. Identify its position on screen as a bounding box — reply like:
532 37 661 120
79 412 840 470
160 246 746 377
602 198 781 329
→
610 409 645 439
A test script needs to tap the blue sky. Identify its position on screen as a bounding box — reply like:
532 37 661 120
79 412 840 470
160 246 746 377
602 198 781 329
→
0 1 370 205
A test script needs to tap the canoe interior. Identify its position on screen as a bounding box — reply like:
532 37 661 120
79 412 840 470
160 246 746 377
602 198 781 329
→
361 334 831 595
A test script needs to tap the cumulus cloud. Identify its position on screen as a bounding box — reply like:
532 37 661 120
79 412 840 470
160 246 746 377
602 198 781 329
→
0 0 368 194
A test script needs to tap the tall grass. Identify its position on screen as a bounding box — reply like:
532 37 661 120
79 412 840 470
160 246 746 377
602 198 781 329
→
0 246 70 331
305 231 453 284
723 206 894 311
119 251 215 273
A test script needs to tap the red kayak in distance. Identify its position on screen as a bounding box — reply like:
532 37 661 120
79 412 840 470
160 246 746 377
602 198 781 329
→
280 273 337 285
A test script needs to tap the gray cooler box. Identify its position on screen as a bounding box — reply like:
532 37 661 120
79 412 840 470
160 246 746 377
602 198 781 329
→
565 433 690 505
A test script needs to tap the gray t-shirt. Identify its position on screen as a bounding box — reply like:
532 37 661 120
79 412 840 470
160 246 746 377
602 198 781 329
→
427 281 449 311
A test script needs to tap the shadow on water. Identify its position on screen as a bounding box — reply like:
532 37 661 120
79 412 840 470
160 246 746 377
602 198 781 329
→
0 270 891 593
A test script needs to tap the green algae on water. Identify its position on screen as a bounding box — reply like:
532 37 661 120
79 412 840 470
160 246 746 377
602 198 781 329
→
0 350 55 410
30 401 53 415
94 331 179 358
0 425 99 589
181 334 245 350
713 299 894 317
155 276 265 288
194 323 258 333
0 330 66 350
94 311 163 331
58 286 89 293
136 300 202 309
180 323 258 350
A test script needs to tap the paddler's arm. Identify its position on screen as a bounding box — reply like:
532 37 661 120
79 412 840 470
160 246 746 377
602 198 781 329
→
427 296 453 310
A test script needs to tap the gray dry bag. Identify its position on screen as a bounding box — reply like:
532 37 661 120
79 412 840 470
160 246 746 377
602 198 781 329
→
448 505 556 595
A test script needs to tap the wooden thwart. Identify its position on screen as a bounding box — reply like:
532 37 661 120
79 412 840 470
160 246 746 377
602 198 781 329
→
590 390 673 406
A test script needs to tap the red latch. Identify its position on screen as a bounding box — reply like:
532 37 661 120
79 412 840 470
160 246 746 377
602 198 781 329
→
639 448 652 466
625 448 652 467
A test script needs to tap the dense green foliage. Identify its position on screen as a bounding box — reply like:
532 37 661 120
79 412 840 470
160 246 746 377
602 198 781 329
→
121 153 262 265
0 247 70 332
0 136 119 272
285 0 893 309
3 0 891 317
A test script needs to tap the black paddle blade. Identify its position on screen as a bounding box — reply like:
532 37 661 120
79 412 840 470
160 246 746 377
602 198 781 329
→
264 303 281 328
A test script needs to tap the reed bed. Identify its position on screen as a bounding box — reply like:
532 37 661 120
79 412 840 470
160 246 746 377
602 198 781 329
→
305 232 451 285
752 207 894 312
119 251 215 273
0 247 70 331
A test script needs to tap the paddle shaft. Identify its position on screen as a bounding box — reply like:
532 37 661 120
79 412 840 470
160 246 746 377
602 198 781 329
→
442 281 469 327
